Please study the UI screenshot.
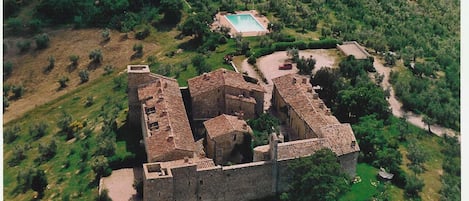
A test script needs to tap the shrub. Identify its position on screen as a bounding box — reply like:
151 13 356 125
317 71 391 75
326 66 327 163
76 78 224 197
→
248 55 256 65
4 125 20 143
113 76 127 90
57 111 73 138
79 69 90 83
103 65 114 75
192 56 211 75
69 55 80 66
133 43 143 56
30 122 49 140
101 28 110 41
135 25 150 40
7 17 22 32
16 40 31 53
9 144 27 166
89 155 111 178
3 96 10 111
405 174 424 198
58 76 70 89
35 33 50 50
28 19 43 33
4 61 13 78
85 96 94 107
89 49 103 64
46 56 55 72
38 140 57 162
12 85 24 99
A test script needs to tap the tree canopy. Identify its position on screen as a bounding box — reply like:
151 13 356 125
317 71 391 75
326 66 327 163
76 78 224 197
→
282 149 350 201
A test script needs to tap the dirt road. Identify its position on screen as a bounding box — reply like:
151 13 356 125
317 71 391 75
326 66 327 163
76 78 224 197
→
373 58 458 139
240 49 458 140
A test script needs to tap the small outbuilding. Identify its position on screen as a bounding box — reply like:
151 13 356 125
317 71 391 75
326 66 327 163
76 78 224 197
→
204 114 254 165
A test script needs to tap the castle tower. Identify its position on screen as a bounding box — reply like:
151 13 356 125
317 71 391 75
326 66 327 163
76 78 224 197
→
127 65 152 127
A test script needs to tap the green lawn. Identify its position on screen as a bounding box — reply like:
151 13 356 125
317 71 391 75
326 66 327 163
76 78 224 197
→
340 163 379 201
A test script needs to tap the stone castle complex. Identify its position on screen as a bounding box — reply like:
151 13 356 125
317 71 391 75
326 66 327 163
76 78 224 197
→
127 65 360 201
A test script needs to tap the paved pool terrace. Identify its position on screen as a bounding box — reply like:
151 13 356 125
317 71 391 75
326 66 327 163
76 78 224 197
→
212 10 270 37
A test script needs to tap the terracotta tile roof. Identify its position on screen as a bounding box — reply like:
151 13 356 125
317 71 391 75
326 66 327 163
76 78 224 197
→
272 74 359 156
319 123 360 156
204 114 253 139
272 74 338 131
276 138 329 159
138 75 195 162
188 68 265 97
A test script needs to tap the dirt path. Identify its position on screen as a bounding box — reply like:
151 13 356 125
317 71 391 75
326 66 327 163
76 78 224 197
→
373 58 458 139
101 168 143 201
240 49 338 111
240 50 458 140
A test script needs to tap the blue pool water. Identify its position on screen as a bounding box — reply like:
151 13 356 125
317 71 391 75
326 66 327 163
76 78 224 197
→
225 14 266 32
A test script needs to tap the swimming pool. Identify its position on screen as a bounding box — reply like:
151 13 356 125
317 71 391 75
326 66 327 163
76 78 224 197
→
225 14 267 33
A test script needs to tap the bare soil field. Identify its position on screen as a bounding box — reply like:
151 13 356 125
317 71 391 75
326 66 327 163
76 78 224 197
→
3 28 159 123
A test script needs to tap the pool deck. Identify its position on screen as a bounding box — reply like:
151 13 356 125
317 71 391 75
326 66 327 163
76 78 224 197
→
212 10 270 37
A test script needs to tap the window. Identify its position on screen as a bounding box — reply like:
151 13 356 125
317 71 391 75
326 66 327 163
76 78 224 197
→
149 122 159 129
233 134 236 141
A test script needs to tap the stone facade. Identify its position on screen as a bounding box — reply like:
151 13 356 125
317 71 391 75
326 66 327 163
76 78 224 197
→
128 65 196 163
204 114 253 165
187 69 265 120
128 67 360 201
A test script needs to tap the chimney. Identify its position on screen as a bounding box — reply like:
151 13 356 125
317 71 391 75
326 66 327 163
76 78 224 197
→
167 136 173 142
351 140 356 147
302 78 307 84
292 78 296 85
203 73 209 80
242 123 248 130
158 94 164 102
325 108 331 115
319 102 324 109
307 87 313 93
184 157 189 163
237 111 244 119
313 93 319 99
163 81 168 88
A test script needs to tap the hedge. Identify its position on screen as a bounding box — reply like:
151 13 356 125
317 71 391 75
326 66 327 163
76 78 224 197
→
252 38 341 59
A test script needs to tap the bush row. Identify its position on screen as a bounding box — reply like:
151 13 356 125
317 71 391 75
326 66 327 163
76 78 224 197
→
252 38 341 58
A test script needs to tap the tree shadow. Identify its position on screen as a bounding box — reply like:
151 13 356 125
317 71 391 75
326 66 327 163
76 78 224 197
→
87 62 101 70
130 53 143 61
67 63 77 72
178 38 202 51
109 121 147 169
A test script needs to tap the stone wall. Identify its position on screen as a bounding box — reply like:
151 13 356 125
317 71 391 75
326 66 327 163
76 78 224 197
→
338 152 359 177
272 86 317 140
143 150 358 201
144 161 274 201
127 65 157 127
192 89 223 120
206 130 248 165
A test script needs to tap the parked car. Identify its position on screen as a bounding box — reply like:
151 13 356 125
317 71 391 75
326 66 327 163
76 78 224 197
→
279 63 293 70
